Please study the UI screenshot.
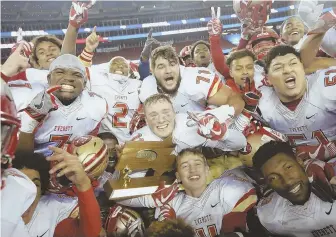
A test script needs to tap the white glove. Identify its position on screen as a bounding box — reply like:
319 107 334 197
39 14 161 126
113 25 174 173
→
298 0 324 29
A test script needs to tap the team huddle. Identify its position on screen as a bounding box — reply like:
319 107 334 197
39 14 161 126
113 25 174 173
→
1 0 336 237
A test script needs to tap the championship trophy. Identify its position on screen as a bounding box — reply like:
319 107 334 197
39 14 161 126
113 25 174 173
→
104 140 176 200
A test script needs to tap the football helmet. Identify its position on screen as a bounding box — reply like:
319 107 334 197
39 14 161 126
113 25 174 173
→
233 0 272 28
239 126 287 167
246 27 280 59
105 205 145 237
1 79 20 168
49 135 108 193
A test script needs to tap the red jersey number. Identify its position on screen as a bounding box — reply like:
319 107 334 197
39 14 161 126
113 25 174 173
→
324 69 336 87
49 134 72 148
112 103 128 128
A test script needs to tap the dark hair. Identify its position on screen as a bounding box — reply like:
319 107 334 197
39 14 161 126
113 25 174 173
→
12 151 50 194
190 40 210 59
252 141 295 172
30 35 62 68
145 218 194 237
280 16 304 35
264 45 301 74
98 132 118 143
150 45 179 70
226 49 257 67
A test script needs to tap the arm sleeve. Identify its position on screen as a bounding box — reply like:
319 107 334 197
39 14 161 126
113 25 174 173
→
209 35 230 79
219 178 257 233
54 187 101 237
1 71 27 83
78 48 94 67
320 27 336 58
237 38 249 50
138 59 151 81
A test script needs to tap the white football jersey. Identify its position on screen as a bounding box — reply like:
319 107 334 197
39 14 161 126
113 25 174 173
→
258 66 336 161
208 62 225 82
88 69 141 143
20 90 108 157
8 80 44 112
167 176 256 236
26 193 78 237
257 191 336 237
1 168 37 237
132 106 247 154
139 66 223 113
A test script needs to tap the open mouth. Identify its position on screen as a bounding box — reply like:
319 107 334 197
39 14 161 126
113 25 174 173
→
241 76 250 83
290 31 299 36
47 57 56 63
164 76 175 86
157 124 168 130
285 76 296 89
289 182 301 194
114 70 124 75
189 175 200 181
61 84 75 92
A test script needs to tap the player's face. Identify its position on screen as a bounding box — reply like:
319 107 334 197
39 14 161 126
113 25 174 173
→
282 18 305 46
193 44 211 67
267 53 306 103
20 168 42 224
153 56 181 94
102 137 118 173
145 99 175 139
36 41 61 70
48 68 85 105
183 56 194 67
109 58 129 77
176 153 209 197
261 153 310 205
230 56 255 88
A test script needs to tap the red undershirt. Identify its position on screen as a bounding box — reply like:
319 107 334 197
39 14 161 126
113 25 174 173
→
281 97 303 111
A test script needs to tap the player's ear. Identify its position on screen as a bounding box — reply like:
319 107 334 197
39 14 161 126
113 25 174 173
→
47 73 51 84
265 74 272 86
229 69 233 78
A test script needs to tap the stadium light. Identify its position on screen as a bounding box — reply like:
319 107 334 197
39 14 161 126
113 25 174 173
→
271 9 278 13
231 14 237 18
289 5 295 9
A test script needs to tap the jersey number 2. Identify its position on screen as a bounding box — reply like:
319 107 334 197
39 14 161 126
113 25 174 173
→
195 224 217 237
112 102 128 128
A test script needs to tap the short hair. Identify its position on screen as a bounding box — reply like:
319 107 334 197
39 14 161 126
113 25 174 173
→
252 141 296 173
145 218 194 237
12 151 50 194
97 132 118 143
150 45 179 71
190 40 210 59
174 147 208 169
280 16 304 35
226 49 257 67
143 93 173 111
30 35 62 69
264 45 301 74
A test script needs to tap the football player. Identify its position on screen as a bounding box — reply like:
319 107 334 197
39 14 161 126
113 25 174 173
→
11 137 106 237
258 44 336 161
1 45 36 237
253 141 336 237
17 54 107 156
120 148 257 237
5 1 95 112
139 45 244 115
132 94 247 154
89 56 142 143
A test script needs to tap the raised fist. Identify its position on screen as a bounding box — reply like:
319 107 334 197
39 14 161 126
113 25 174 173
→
85 26 100 52
241 78 262 114
151 180 179 207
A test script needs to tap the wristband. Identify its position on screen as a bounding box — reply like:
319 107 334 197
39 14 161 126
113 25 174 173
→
1 72 12 81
